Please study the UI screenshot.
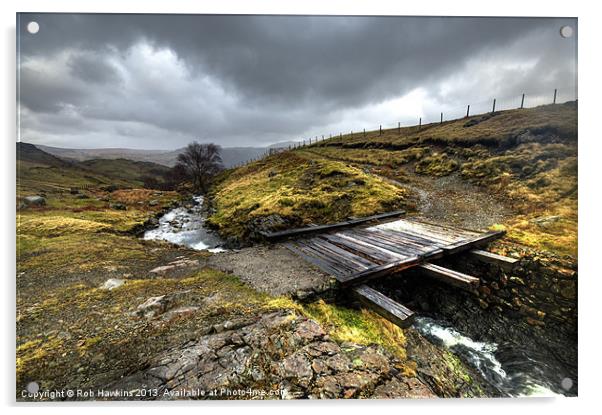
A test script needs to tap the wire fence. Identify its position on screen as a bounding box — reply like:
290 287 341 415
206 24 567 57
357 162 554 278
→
231 86 577 167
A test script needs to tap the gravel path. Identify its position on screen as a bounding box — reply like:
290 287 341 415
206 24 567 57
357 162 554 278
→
206 245 334 298
386 173 511 231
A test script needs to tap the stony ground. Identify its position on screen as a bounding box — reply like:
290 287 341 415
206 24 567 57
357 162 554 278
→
400 174 511 231
110 310 434 400
206 245 335 299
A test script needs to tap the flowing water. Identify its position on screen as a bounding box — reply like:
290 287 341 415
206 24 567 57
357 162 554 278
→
143 195 226 252
413 316 570 397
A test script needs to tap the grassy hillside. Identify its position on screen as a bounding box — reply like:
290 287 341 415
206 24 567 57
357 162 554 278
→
79 158 169 184
207 150 410 240
209 103 577 257
17 143 169 195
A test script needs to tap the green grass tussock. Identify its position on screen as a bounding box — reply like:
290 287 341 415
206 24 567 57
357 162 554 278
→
207 150 410 240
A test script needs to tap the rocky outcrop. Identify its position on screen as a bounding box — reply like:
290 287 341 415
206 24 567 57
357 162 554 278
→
100 278 125 291
108 311 434 400
148 257 200 278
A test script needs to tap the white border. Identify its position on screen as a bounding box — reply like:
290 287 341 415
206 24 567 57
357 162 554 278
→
2 1 599 415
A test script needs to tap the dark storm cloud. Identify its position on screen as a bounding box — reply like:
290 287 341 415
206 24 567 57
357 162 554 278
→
17 14 577 149
68 52 121 85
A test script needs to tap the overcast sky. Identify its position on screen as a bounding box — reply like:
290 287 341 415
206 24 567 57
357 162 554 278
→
17 14 577 150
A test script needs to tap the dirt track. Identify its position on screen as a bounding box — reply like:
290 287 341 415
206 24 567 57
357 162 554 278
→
206 244 334 297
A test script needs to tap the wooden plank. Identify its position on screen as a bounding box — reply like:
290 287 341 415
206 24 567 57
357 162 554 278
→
296 241 360 275
411 218 481 236
441 230 505 254
468 249 518 271
260 210 406 240
334 233 411 261
406 218 481 239
373 225 456 247
346 230 426 256
417 262 480 290
348 229 440 260
352 284 415 328
338 255 422 287
321 234 400 263
373 220 465 244
285 242 348 277
358 228 439 253
310 238 376 269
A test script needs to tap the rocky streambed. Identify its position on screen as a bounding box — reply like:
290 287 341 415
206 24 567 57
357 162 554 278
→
143 195 226 252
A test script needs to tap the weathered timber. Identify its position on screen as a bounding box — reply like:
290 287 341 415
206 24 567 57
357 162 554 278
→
326 233 408 262
417 262 480 290
285 218 505 289
260 210 406 240
352 284 415 328
468 249 518 271
355 228 445 258
285 242 348 277
441 230 506 254
338 255 422 287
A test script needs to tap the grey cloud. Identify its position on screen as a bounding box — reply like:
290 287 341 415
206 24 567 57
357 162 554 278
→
17 14 577 148
68 52 121 85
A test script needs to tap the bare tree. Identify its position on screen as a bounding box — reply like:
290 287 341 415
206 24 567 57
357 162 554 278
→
176 141 223 192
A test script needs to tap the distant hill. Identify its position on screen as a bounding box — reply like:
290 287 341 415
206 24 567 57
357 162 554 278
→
17 142 72 168
36 145 181 166
79 158 169 183
17 142 170 193
36 144 271 168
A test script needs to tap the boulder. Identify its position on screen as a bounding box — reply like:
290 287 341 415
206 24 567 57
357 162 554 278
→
110 203 126 210
135 290 191 318
161 306 199 322
22 195 46 207
100 278 125 291
247 214 290 238
149 258 199 276
135 295 170 318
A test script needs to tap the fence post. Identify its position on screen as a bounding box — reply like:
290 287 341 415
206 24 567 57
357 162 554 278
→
466 105 470 118
379 125 382 135
419 117 421 130
363 128 366 138
492 98 496 113
440 113 443 124
553 88 557 104
521 93 525 109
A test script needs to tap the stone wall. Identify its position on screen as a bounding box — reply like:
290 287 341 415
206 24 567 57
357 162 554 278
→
448 241 577 330
369 241 578 393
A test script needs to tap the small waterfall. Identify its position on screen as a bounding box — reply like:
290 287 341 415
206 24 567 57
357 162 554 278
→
413 316 567 397
144 195 226 252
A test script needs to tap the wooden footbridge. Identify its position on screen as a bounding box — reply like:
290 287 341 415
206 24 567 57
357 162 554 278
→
263 211 518 328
